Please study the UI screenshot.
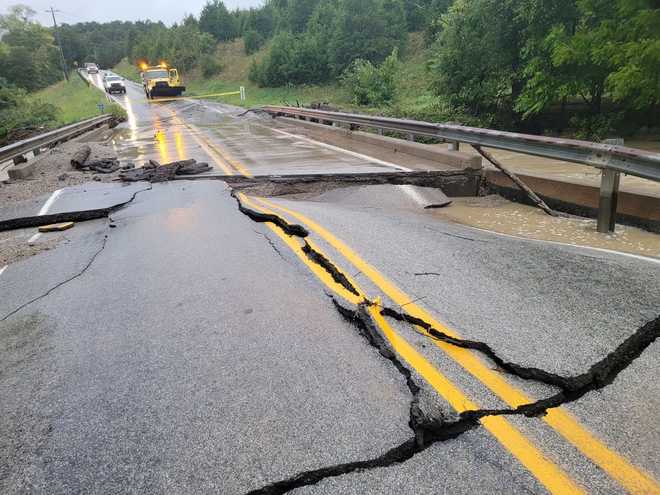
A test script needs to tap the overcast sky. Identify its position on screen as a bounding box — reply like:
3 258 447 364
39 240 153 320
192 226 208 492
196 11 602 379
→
0 0 263 26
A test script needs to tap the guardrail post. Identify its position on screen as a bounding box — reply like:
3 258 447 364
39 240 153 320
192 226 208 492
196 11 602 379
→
407 133 415 142
597 169 620 233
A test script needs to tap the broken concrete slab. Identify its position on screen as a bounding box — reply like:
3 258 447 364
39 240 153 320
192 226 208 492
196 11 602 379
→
301 184 453 209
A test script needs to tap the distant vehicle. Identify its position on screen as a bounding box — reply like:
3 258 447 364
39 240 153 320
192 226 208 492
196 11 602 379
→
140 63 185 99
85 63 99 74
103 75 126 94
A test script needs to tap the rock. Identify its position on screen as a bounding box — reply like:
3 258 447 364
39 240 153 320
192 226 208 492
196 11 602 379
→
71 145 91 169
57 173 69 181
121 162 135 170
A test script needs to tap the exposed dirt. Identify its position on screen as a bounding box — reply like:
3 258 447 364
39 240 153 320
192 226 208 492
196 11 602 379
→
0 230 61 266
0 141 126 207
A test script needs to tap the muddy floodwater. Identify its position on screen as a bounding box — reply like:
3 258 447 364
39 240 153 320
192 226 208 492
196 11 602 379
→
431 196 660 258
457 139 660 198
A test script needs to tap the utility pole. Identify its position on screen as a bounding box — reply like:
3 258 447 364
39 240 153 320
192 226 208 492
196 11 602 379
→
47 7 69 82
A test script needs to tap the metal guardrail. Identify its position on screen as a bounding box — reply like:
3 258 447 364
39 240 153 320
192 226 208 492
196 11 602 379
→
263 106 660 182
0 114 114 166
263 106 660 232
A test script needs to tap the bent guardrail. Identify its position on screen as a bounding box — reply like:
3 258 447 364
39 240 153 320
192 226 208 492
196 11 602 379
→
0 114 114 168
262 105 660 233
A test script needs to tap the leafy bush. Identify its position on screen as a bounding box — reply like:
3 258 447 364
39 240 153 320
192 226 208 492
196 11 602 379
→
244 29 265 55
249 32 330 87
201 55 223 78
568 114 623 142
341 49 399 106
0 80 57 144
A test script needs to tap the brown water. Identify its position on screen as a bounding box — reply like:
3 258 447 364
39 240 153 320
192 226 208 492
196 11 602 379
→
456 139 660 198
431 196 660 258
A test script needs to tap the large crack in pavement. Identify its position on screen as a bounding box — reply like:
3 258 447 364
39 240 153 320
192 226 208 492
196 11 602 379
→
1 236 108 322
302 242 360 296
1 186 152 321
232 192 309 237
0 185 152 233
234 192 660 494
380 306 576 390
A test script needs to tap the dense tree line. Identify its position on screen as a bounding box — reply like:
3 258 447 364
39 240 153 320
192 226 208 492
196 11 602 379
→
1 0 658 135
429 0 659 130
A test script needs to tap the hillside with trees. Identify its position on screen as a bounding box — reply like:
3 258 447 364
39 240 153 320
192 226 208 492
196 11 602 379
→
1 0 658 140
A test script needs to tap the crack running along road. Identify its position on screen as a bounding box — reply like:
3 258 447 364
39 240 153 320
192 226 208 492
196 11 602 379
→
235 192 659 495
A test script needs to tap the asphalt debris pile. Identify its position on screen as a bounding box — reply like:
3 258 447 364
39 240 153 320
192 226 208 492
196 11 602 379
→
70 145 127 174
120 159 212 183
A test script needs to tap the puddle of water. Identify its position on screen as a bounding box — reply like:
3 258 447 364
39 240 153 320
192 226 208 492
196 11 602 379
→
431 196 660 258
455 140 660 198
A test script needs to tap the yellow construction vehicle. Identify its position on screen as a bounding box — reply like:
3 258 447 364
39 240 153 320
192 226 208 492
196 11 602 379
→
140 62 186 99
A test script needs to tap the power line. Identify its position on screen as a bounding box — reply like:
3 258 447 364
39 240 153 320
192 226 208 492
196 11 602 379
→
46 6 69 82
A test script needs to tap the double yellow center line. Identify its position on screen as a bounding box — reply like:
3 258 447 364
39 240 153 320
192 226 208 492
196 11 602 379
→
178 110 659 495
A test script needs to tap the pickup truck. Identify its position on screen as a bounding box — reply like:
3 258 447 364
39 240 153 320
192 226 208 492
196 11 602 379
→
103 75 126 94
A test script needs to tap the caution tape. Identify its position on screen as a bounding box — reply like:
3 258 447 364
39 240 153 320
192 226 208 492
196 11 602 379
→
148 90 241 103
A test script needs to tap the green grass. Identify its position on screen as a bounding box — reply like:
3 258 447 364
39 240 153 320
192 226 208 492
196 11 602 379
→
180 33 438 116
32 74 121 125
185 78 354 109
112 33 440 118
113 58 142 83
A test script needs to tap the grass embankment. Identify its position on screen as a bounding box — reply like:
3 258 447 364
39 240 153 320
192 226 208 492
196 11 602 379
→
112 34 433 114
183 39 350 108
32 74 125 125
113 59 142 83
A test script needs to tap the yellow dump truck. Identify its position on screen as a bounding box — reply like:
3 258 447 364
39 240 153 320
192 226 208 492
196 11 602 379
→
140 63 186 99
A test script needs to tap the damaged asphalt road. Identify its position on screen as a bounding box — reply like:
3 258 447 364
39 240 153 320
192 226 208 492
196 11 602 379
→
233 193 659 494
0 179 658 494
0 178 658 494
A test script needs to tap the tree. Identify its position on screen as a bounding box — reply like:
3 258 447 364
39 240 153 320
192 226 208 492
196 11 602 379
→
199 0 237 41
428 0 524 125
328 0 407 76
0 5 61 90
342 49 400 105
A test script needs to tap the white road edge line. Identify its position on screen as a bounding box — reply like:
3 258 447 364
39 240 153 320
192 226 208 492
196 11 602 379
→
204 104 432 207
0 265 7 278
28 188 64 245
464 223 660 265
204 105 412 172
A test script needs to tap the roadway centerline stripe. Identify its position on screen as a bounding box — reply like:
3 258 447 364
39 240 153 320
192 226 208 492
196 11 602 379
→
166 108 251 176
254 195 659 495
164 111 234 175
239 193 584 495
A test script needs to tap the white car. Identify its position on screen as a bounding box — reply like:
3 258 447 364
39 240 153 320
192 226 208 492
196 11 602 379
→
85 63 99 74
103 75 126 94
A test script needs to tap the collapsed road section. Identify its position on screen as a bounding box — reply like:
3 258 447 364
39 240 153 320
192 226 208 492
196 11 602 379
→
1 177 658 494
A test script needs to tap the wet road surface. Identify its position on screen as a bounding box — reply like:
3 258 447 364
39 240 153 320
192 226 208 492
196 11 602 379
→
0 71 658 494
